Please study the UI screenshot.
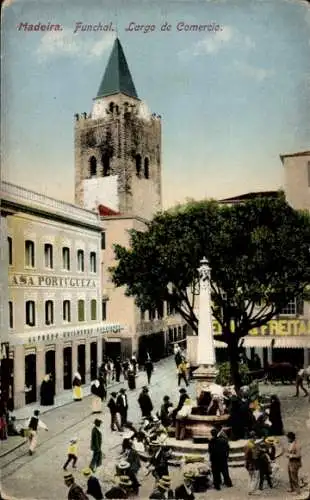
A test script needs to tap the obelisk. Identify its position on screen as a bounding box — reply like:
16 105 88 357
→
192 257 218 399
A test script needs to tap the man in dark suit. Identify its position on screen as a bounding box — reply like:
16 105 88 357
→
122 440 141 494
107 392 122 431
89 419 103 472
208 428 232 490
116 388 128 428
175 472 195 499
148 442 170 481
104 476 131 499
138 386 154 418
149 478 174 499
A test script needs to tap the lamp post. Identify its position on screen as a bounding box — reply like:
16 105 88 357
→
192 257 218 398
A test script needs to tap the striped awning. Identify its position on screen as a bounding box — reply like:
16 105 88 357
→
214 337 310 349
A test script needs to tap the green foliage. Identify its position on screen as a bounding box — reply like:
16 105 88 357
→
110 194 310 387
215 361 250 386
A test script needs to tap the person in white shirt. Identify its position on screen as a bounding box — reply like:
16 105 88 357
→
27 409 48 455
295 367 309 397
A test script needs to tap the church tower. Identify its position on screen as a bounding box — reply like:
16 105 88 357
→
74 38 162 220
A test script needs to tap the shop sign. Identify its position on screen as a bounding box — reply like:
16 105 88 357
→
9 274 97 288
26 324 123 345
212 319 310 337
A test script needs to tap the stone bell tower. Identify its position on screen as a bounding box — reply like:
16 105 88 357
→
74 38 162 220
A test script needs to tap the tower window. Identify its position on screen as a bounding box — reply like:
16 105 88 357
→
44 243 53 269
26 300 36 327
102 153 111 177
135 154 142 177
45 300 54 325
144 157 150 179
77 249 84 272
90 252 97 273
25 240 35 268
8 237 12 265
109 102 114 113
78 299 85 322
62 247 70 270
91 299 97 320
9 301 13 329
63 300 71 322
89 156 97 177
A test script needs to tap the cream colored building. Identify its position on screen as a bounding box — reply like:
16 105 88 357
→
1 181 126 409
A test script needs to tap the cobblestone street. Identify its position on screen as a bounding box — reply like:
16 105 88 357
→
1 357 309 500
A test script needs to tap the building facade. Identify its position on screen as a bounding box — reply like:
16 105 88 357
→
1 181 125 409
74 38 186 361
281 151 310 211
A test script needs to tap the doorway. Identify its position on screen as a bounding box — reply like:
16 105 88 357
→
77 344 86 384
45 350 56 394
90 342 97 381
25 353 37 404
63 347 72 390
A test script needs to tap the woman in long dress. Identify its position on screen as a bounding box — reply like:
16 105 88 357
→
72 372 83 401
91 380 102 413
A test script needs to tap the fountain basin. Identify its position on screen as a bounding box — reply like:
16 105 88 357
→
175 412 230 441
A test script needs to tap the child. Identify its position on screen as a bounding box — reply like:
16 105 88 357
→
63 437 78 470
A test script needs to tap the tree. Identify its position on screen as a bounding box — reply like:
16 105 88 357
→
110 193 310 388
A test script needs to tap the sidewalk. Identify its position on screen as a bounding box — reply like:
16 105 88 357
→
0 357 170 458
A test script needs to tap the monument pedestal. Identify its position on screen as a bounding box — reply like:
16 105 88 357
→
192 364 218 400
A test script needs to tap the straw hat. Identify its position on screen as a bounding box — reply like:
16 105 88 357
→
81 467 92 476
149 439 161 446
64 473 74 481
265 437 279 445
118 459 130 470
184 471 195 480
117 476 132 487
160 476 171 485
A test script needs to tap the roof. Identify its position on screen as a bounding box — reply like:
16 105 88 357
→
280 151 310 163
219 190 279 204
98 204 120 216
96 38 138 99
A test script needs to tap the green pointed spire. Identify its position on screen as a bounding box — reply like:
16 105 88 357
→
96 38 138 99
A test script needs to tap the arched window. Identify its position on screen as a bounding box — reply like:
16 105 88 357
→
63 300 71 322
144 157 150 179
90 252 97 273
25 240 35 267
109 102 114 113
135 154 142 177
25 300 36 327
89 156 97 177
102 153 111 177
77 249 84 272
90 299 97 321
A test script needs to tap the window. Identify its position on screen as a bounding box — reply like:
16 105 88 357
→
135 154 142 177
8 237 12 265
90 252 97 273
9 301 13 329
45 300 54 325
101 232 106 250
25 300 36 326
102 153 111 177
89 156 97 177
140 309 145 321
144 157 149 179
77 249 84 272
63 300 71 322
157 302 164 319
25 240 35 267
149 308 156 320
91 299 97 320
109 102 114 113
102 300 107 320
44 243 53 269
62 247 70 270
308 161 310 187
78 299 85 322
281 299 296 315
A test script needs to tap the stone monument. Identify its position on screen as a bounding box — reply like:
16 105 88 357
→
192 257 219 399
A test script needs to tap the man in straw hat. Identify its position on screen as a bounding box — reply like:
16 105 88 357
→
147 440 170 482
105 476 132 499
149 476 174 499
89 419 103 472
81 467 103 500
64 473 88 500
175 471 195 500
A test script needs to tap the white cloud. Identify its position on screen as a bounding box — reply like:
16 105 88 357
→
234 60 274 82
36 29 114 63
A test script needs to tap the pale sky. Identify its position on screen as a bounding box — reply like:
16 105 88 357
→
1 0 310 209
